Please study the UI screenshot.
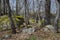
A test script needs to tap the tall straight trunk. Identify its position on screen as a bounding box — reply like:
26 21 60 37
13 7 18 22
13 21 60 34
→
24 0 27 24
57 0 60 19
45 0 51 25
26 0 30 24
33 0 34 13
0 0 1 16
24 0 26 18
57 0 60 17
36 0 40 23
16 0 19 15
16 0 20 28
6 0 16 34
24 0 29 25
3 0 5 15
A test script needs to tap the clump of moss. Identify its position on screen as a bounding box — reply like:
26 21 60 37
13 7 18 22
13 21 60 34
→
29 19 35 23
16 16 24 22
16 16 24 18
27 25 32 28
0 27 2 31
16 16 25 29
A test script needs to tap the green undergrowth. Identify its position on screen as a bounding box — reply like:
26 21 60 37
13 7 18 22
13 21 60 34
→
0 15 24 24
1 15 60 31
0 15 24 31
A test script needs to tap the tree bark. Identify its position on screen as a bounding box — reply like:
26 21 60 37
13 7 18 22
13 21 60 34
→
24 0 29 25
55 0 60 33
57 0 60 3
36 0 40 23
0 0 1 16
16 0 19 15
45 0 51 25
3 0 5 15
6 0 16 34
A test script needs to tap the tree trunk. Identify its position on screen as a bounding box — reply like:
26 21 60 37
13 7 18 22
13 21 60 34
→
45 0 51 25
16 0 20 29
6 0 16 34
57 0 60 3
36 0 40 23
24 0 29 25
33 0 34 13
0 0 1 16
16 0 19 15
55 0 60 33
3 0 6 15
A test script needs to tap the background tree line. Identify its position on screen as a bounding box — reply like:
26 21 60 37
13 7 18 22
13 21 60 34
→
0 0 60 34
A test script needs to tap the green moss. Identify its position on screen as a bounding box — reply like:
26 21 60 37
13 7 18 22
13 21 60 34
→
29 19 35 23
0 15 11 30
27 25 32 28
0 27 2 31
0 15 10 27
0 15 24 30
16 18 20 21
58 21 60 27
15 16 24 22
16 16 24 18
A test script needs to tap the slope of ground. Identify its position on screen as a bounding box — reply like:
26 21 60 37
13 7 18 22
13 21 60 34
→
0 28 60 40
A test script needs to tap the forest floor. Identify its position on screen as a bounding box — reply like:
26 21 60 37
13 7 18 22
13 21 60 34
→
0 28 60 40
0 15 60 40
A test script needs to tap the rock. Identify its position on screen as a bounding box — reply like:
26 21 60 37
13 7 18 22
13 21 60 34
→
2 34 11 39
42 25 56 33
2 23 8 30
2 27 7 30
1 25 3 28
58 28 60 32
1 39 6 40
7 22 11 29
22 27 35 34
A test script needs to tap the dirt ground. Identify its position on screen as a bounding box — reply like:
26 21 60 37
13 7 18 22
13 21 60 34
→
0 29 60 40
